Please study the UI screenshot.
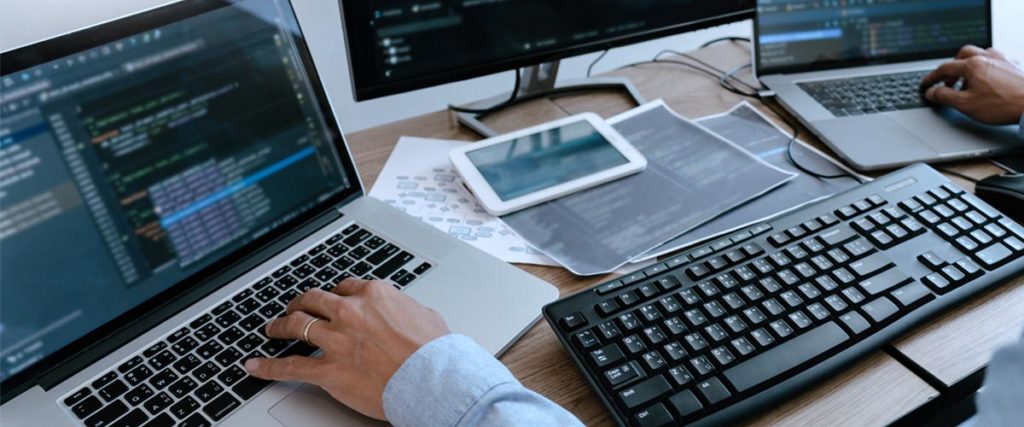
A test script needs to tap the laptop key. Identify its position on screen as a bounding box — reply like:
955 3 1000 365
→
143 392 174 415
169 376 199 398
149 369 179 390
125 365 153 388
203 391 242 421
194 381 225 403
124 384 154 407
109 408 148 427
193 362 222 383
371 251 414 279
233 375 273 400
169 396 201 419
72 396 103 419
85 400 128 427
179 413 212 427
99 379 129 402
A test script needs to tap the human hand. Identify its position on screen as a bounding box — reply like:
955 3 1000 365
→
244 278 450 420
920 45 1024 125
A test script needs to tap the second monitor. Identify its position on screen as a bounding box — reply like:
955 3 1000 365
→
340 0 754 136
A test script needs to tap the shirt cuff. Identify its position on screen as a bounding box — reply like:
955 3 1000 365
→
382 334 518 427
1018 113 1024 140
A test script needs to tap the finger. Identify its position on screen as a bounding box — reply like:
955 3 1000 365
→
955 45 987 60
287 288 342 320
984 47 1008 62
924 85 970 109
920 60 970 91
266 310 324 343
244 355 322 383
331 277 372 296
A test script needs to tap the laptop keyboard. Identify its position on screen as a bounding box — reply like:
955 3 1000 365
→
60 223 433 427
798 71 930 117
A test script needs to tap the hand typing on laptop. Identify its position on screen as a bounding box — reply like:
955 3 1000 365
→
244 278 581 426
921 45 1024 126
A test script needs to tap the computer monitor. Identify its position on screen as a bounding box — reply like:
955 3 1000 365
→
340 1 755 135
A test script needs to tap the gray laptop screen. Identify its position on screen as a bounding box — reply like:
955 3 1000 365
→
0 0 352 381
756 0 990 73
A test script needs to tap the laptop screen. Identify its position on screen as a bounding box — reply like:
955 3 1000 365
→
755 0 991 74
0 0 356 383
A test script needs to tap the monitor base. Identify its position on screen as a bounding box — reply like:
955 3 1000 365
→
454 61 646 138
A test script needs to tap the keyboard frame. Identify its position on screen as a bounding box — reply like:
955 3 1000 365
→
543 163 1024 427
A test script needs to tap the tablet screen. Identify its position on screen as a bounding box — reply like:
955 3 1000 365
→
466 120 629 201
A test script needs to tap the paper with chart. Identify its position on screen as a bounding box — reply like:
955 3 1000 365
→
368 137 558 266
500 100 798 276
637 102 866 260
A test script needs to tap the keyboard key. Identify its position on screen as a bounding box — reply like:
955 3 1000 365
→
859 268 911 295
591 344 625 368
99 379 129 402
891 282 934 308
143 392 173 415
861 297 900 324
169 396 201 419
635 403 675 427
667 390 704 419
695 377 731 405
85 401 128 427
849 253 893 277
723 322 849 392
975 242 1013 268
110 408 148 427
72 396 103 419
194 381 224 403
619 375 672 409
203 391 242 421
605 361 643 387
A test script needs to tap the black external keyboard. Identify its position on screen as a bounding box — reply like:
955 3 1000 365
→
798 70 930 117
544 164 1024 427
60 223 433 427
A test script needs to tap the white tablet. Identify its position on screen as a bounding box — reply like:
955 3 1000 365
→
450 113 647 216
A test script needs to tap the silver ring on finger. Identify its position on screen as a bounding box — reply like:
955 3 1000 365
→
302 317 322 345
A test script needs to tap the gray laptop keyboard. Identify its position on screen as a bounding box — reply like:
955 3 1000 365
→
798 71 930 117
60 223 432 427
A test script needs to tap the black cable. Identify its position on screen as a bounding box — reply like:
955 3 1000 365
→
935 167 981 183
448 68 522 114
700 36 751 48
587 49 610 78
760 99 864 182
654 49 760 92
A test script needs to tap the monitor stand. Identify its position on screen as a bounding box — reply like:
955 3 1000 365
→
454 60 646 138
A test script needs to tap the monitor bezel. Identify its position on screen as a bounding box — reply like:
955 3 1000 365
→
340 1 756 101
753 0 993 77
0 0 363 400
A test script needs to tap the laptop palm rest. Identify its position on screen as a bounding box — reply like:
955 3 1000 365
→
813 115 937 170
888 108 1022 154
269 384 387 427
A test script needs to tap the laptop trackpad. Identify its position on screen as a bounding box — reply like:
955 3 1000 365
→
269 384 388 427
814 115 936 169
888 108 1022 154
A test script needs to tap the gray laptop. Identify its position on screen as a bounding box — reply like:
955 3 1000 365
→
0 1 558 426
754 0 1022 171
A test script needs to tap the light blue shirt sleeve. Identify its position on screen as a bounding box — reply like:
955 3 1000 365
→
382 334 584 427
969 327 1024 427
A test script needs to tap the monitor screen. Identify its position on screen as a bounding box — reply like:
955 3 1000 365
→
466 120 628 201
342 0 755 100
0 0 354 382
756 0 991 74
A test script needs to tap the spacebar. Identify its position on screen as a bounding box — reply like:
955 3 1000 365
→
723 322 849 392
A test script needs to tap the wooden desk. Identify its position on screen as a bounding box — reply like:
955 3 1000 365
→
346 43 1018 425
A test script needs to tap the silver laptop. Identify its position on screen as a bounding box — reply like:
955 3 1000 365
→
754 0 1022 171
0 1 558 426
